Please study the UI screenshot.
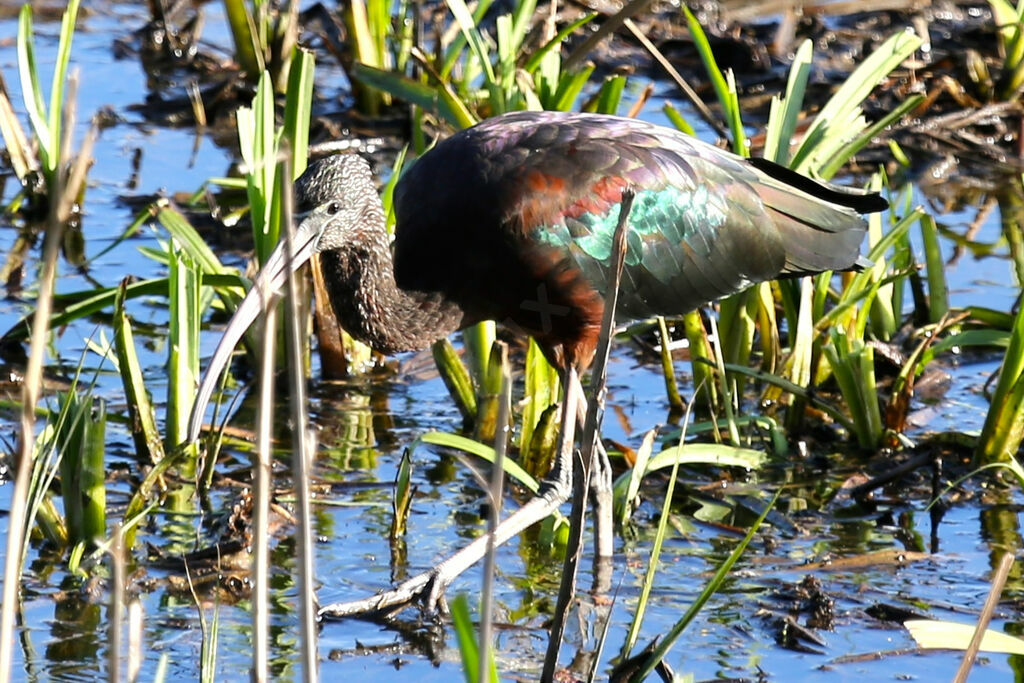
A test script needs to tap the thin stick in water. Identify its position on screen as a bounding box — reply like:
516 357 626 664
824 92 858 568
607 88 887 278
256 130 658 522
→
109 523 125 682
479 342 510 683
953 551 1015 683
541 188 636 683
0 100 71 683
281 153 320 679
252 257 277 682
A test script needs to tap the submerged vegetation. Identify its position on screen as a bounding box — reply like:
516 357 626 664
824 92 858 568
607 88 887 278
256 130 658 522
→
2 0 1024 680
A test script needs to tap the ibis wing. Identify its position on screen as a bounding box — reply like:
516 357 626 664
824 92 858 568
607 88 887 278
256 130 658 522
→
392 111 873 322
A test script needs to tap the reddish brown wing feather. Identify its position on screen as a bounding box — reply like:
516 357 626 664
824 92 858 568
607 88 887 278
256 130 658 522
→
391 111 871 364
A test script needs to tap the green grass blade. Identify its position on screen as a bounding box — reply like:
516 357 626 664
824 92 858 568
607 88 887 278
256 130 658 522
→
662 102 696 135
496 15 516 95
525 404 562 478
523 14 597 73
413 431 540 493
724 70 746 155
47 0 82 167
990 0 1024 71
919 213 949 323
474 340 505 443
0 71 35 180
551 64 595 111
113 281 164 464
718 289 758 407
393 0 414 72
0 274 243 344
520 338 560 454
764 39 812 165
283 47 315 178
616 429 657 525
534 45 561 104
155 205 239 279
440 0 495 79
791 30 922 173
629 489 782 681
223 0 263 78
367 0 391 70
819 94 924 179
683 7 745 153
589 74 626 114
238 71 280 265
822 329 881 449
921 329 1010 367
353 63 478 128
81 399 106 543
381 145 408 232
508 0 538 55
978 302 1024 464
863 177 897 340
390 449 413 539
345 0 385 114
25 415 67 548
682 310 717 409
655 316 684 414
451 594 497 683
783 277 814 432
721 361 855 432
446 0 497 86
984 374 1024 463
463 322 495 387
17 5 51 169
616 443 767 489
822 207 924 329
621 428 687 658
432 338 477 423
56 392 87 545
167 239 201 460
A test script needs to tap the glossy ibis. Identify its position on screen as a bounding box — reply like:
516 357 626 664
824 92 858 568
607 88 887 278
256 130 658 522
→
187 110 886 444
185 109 887 618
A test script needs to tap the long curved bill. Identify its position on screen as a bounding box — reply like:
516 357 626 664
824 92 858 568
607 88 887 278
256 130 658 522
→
185 216 321 443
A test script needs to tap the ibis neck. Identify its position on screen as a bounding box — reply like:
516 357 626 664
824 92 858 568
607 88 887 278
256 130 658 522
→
317 233 463 354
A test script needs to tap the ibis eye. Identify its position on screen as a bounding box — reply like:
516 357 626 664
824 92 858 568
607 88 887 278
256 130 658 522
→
326 201 342 215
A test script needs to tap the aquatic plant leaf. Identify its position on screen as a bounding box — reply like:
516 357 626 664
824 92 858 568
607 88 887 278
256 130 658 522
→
905 619 1024 655
450 594 499 683
764 39 812 165
626 489 782 682
616 429 657 525
682 6 745 155
978 293 1024 464
283 47 315 178
414 431 539 493
223 0 263 79
113 281 164 464
654 317 684 414
432 338 477 423
522 13 596 74
791 29 922 174
520 337 560 457
352 63 478 129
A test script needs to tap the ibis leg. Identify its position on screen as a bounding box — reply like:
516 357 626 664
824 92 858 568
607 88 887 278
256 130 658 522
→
319 366 579 620
570 394 614 558
547 365 580 495
590 440 614 559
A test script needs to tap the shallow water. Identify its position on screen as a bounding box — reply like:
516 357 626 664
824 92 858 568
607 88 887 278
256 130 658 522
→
1 2 1023 681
